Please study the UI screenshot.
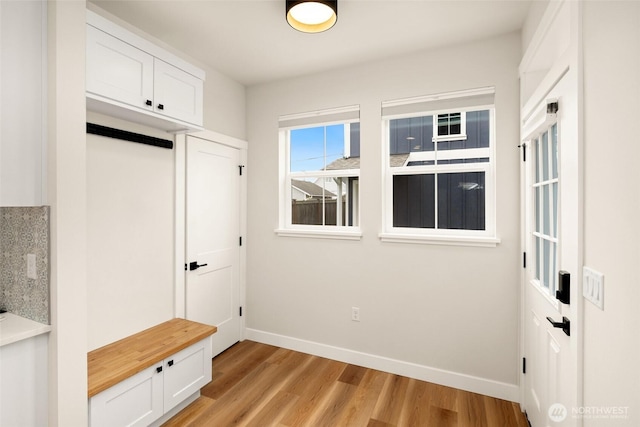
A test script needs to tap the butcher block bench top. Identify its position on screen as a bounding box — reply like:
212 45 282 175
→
88 318 217 397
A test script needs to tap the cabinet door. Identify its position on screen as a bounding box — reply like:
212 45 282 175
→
153 59 204 126
163 337 212 411
89 364 163 427
86 25 154 112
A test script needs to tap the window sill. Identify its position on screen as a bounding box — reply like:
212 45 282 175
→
275 228 363 241
378 232 500 247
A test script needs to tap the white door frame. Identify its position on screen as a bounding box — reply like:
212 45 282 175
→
175 130 248 341
519 0 584 422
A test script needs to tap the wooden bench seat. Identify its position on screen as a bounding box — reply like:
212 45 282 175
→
88 318 217 397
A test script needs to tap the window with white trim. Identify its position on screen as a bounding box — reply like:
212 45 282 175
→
277 106 361 239
434 112 466 142
380 88 499 245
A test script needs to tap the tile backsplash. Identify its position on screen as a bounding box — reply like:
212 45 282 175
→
0 206 50 324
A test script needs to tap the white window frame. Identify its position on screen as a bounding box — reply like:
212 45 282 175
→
432 112 467 143
275 106 362 240
379 88 500 247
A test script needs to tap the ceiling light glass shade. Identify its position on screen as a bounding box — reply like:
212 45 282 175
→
286 1 337 33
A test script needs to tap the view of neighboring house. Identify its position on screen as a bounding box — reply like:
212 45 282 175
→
291 179 336 201
290 179 340 226
321 111 489 230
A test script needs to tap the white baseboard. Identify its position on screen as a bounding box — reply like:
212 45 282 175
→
245 328 520 403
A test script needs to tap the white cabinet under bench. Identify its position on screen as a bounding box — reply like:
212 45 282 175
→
88 318 217 427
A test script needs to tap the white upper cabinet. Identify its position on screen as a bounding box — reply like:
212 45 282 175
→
86 26 155 111
154 59 204 127
86 10 205 132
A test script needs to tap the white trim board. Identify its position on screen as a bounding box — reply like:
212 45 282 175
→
245 328 519 403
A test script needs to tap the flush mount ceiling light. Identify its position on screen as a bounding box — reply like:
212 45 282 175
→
286 0 338 33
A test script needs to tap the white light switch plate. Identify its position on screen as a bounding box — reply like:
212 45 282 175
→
583 266 604 310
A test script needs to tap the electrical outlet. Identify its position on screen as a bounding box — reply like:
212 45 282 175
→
27 254 37 280
351 306 360 322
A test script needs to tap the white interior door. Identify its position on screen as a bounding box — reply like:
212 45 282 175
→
522 66 580 427
186 136 241 357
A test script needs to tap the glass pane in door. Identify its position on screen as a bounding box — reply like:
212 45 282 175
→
532 123 559 296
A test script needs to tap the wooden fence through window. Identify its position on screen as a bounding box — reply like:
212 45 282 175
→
292 199 346 226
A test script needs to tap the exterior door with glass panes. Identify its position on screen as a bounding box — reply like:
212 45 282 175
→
521 68 580 427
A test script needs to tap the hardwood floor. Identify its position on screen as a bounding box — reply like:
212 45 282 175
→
163 341 528 427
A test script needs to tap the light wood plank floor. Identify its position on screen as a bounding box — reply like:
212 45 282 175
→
163 340 528 427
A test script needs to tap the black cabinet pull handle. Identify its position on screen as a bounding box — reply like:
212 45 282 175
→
167 360 174 367
156 366 162 373
157 104 164 110
189 261 208 271
145 100 152 106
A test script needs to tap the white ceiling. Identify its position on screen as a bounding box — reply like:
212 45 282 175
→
90 0 532 86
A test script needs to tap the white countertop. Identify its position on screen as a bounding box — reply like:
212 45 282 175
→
0 313 51 347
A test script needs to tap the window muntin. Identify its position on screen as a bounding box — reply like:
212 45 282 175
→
290 176 358 226
532 123 558 294
289 124 345 172
383 102 495 240
280 112 360 232
393 173 486 230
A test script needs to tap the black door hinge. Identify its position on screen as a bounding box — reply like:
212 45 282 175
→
239 306 243 317
239 165 245 176
523 252 527 269
239 236 243 246
523 357 526 374
518 143 526 162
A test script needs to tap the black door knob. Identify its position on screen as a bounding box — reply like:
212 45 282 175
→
145 99 152 106
157 103 164 110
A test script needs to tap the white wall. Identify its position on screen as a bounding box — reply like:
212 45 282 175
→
0 0 47 206
202 65 246 140
246 32 522 397
521 0 549 55
582 2 640 425
47 1 87 425
86 113 176 350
